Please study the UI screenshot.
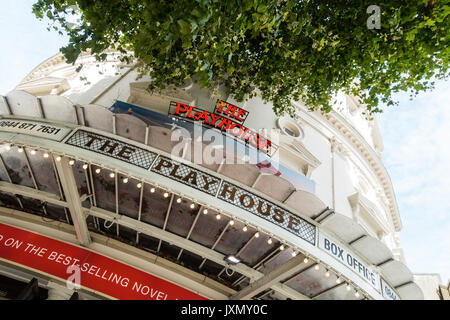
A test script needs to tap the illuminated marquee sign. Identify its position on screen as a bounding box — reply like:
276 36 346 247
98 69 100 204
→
151 156 315 244
318 232 380 291
0 223 206 300
217 181 316 245
151 156 220 196
63 129 315 246
168 100 277 156
65 130 157 170
151 156 315 245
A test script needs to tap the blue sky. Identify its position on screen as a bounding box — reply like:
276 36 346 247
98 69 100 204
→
0 0 69 94
378 81 450 284
1 1 449 285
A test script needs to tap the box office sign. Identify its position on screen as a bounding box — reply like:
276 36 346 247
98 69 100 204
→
318 232 380 291
0 223 206 300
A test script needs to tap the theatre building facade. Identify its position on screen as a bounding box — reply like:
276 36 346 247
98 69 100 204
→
0 51 423 300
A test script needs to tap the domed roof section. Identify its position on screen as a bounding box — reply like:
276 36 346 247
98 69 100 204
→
14 49 133 104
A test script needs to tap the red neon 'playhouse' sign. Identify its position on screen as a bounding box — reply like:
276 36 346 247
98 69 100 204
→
169 99 275 156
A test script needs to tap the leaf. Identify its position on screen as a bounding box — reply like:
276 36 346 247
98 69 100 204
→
191 8 203 18
201 61 210 71
33 0 450 116
177 19 191 34
182 38 192 49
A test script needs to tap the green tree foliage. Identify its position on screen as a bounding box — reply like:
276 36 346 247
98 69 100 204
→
33 0 449 116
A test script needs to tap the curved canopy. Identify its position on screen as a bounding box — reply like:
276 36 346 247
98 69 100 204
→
40 95 78 124
83 103 114 133
220 163 260 186
319 211 366 243
379 259 413 288
253 175 295 202
115 113 147 144
5 90 41 117
319 211 420 300
396 282 424 300
284 189 327 218
351 235 394 266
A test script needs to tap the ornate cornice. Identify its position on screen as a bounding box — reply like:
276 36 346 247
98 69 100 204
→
330 136 351 158
19 49 129 85
324 111 402 232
